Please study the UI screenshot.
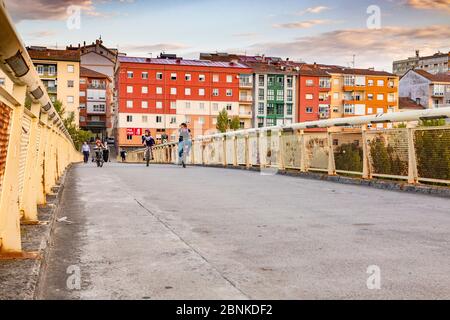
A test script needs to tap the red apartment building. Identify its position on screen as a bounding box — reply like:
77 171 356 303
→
116 55 252 150
298 63 331 123
79 67 112 138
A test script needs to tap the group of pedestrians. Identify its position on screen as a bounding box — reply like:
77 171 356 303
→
81 138 111 164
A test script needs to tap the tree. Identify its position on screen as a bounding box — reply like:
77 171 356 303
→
216 109 229 133
229 116 241 131
53 100 93 150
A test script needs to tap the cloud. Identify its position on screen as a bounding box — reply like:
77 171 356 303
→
232 32 259 38
298 6 330 15
405 0 450 12
3 0 134 22
273 19 331 29
248 25 450 70
27 31 57 38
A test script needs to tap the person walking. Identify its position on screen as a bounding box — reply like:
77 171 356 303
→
178 123 192 168
82 141 90 164
120 149 127 162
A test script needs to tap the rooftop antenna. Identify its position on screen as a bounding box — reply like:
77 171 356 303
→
352 54 356 68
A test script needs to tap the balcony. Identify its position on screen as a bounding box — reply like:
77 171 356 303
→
239 111 252 119
86 121 106 128
239 81 253 88
46 86 57 94
239 95 253 104
88 83 107 90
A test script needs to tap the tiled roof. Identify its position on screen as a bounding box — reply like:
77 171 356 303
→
399 97 426 110
80 67 109 79
320 65 395 77
118 56 250 69
299 64 330 77
27 47 80 62
414 69 450 83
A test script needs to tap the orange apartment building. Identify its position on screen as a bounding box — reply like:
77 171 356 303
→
115 55 252 150
79 67 112 139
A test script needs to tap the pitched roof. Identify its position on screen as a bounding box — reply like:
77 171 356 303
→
80 67 109 79
399 97 426 110
320 65 395 77
118 56 251 70
298 64 330 77
27 47 80 62
414 69 450 83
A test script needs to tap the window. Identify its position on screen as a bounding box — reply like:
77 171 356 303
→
276 90 284 101
258 103 264 115
213 89 219 96
142 115 148 122
267 89 274 100
79 103 86 109
127 135 133 141
367 94 374 101
127 115 133 122
277 77 284 85
377 80 385 86
377 108 384 114
142 86 148 94
199 74 206 82
213 74 219 82
213 103 219 111
156 116 162 123
377 94 384 101
287 103 293 115
170 101 176 109
156 87 163 94
67 96 74 103
170 87 177 95
79 91 85 97
199 88 205 96
258 75 265 86
185 88 191 96
141 101 148 109
367 108 373 114
156 101 163 109
212 117 218 125
258 89 265 100
199 103 205 110
388 93 395 102
226 75 233 83
306 107 313 113
80 78 86 85
67 65 74 73
67 80 74 88
198 117 205 125
142 72 148 79
127 86 133 93
127 71 133 79
368 79 374 86
226 89 232 97
305 94 313 100
186 102 191 109
156 72 163 80
268 76 274 85
126 100 133 108
170 116 177 124
258 118 264 128
37 65 44 75
226 104 232 111
333 93 339 100
306 79 314 86
171 73 177 80
287 76 293 88
333 78 339 86
185 74 191 81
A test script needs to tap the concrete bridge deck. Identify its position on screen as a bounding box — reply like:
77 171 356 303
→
40 163 450 299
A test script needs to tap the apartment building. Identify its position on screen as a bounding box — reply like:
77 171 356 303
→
297 64 331 123
27 46 80 125
399 69 450 109
201 53 299 127
79 67 112 139
116 55 252 150
69 39 118 138
393 50 449 76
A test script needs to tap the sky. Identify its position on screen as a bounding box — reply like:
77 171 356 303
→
4 0 450 72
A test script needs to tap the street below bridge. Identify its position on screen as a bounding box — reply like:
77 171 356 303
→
40 163 450 299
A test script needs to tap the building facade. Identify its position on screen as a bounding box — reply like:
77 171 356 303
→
399 69 450 109
27 46 80 125
116 56 252 150
393 50 449 76
79 67 112 139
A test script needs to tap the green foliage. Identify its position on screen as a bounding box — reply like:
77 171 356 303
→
334 143 363 172
53 100 93 150
415 129 450 180
216 109 229 133
395 123 407 129
419 119 446 127
229 116 241 131
369 136 407 176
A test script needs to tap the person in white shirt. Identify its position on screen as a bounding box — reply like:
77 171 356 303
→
82 141 90 164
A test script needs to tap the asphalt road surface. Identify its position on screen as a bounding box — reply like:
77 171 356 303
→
39 163 450 299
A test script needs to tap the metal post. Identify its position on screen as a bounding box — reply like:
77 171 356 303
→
362 129 371 179
407 128 419 184
327 131 336 176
